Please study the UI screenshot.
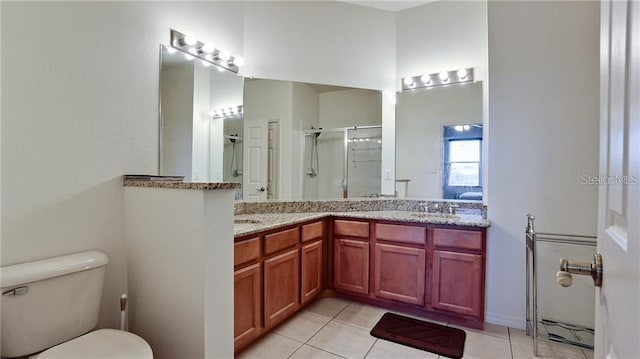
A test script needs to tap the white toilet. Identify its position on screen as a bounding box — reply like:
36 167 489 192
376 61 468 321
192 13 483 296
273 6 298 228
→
1 250 153 358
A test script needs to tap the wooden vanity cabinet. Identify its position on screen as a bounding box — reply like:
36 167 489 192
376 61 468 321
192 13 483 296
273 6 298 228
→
264 248 300 328
373 223 427 305
427 227 485 321
233 237 261 349
333 219 370 295
234 219 325 353
300 221 325 304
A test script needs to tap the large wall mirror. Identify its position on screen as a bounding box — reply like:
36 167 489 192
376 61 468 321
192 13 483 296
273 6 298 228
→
395 81 483 200
159 46 483 201
159 45 244 191
242 78 382 201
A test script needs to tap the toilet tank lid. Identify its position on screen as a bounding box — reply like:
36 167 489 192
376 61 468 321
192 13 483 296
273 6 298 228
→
1 250 109 288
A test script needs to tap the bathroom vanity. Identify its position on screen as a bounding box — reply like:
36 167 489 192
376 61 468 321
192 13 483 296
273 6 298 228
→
232 202 488 353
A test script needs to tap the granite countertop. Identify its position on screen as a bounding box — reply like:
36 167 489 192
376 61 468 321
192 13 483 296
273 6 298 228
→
234 210 489 237
123 180 241 190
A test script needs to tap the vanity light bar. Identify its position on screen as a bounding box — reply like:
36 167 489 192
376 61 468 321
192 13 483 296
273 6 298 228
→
209 105 243 119
401 68 474 91
170 29 244 73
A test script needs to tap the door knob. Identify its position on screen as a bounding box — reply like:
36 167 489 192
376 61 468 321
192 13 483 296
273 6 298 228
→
557 253 603 287
258 187 266 192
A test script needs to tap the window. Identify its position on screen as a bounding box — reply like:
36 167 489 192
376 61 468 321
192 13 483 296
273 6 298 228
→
448 140 481 186
443 125 482 200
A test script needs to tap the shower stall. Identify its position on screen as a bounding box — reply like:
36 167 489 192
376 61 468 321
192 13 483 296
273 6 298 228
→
303 125 382 199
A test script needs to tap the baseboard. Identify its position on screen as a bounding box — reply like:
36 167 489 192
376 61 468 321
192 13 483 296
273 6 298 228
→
485 311 526 330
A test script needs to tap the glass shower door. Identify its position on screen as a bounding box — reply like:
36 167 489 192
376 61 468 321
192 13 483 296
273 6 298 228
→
346 127 382 198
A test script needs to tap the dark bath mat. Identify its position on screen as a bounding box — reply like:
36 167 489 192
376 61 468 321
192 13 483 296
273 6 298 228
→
370 312 466 359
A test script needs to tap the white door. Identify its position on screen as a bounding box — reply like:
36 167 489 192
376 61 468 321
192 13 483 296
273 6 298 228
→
595 1 640 358
267 121 280 200
243 119 268 200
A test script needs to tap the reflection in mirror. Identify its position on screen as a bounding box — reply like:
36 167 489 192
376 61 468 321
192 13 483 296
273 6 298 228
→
396 81 483 199
159 45 244 191
243 78 383 200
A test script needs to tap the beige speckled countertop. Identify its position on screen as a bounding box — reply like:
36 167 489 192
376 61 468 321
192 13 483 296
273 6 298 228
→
234 211 489 237
123 179 240 190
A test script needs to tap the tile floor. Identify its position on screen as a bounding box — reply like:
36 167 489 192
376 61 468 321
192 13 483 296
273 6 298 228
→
237 298 594 359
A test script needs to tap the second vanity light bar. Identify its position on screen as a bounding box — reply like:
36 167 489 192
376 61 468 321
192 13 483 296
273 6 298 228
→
170 29 244 73
402 68 474 91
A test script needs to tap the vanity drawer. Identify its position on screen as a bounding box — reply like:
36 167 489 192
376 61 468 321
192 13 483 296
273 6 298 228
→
264 227 300 255
302 221 324 243
235 237 261 266
334 219 369 238
432 228 482 251
375 223 426 245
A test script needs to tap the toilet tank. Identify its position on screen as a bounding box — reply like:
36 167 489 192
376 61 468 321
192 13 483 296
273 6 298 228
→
1 250 109 358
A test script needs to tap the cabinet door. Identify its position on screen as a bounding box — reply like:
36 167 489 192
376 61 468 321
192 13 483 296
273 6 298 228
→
264 249 300 328
431 250 482 318
234 263 261 348
301 240 323 304
373 243 426 305
334 238 369 294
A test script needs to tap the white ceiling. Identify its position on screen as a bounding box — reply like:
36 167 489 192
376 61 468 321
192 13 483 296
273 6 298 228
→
337 1 436 12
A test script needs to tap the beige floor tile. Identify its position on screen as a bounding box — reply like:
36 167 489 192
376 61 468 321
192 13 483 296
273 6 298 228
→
511 341 585 359
450 322 509 340
365 339 439 359
290 344 345 359
307 321 377 359
462 330 512 359
236 333 302 359
305 297 352 319
333 302 388 330
274 311 331 343
509 328 535 345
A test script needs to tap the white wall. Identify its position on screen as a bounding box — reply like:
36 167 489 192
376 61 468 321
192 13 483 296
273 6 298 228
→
1 1 244 330
242 1 396 91
293 83 320 199
486 1 600 328
396 0 489 198
396 82 482 198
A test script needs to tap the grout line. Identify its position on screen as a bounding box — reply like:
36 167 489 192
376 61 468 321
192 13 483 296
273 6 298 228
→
304 343 349 359
362 338 378 359
507 327 515 359
304 300 352 344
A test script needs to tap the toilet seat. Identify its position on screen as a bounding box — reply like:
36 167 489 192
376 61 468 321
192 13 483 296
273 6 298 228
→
32 329 153 359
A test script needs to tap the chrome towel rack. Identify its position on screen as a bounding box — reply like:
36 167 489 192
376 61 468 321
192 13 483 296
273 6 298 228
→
525 214 597 356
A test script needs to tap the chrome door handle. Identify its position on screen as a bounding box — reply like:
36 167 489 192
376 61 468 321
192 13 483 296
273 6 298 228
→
557 253 603 287
258 187 266 192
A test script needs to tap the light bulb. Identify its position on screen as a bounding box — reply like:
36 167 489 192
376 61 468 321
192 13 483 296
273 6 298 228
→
183 34 197 46
457 69 468 79
455 125 464 132
218 50 231 61
201 44 215 54
377 139 382 144
208 110 215 117
403 77 414 87
365 138 370 142
463 125 470 130
184 53 194 60
232 56 245 67
165 45 177 54
188 47 198 55
201 60 210 67
439 71 449 81
216 65 225 72
347 139 352 143
421 75 432 85
204 54 213 61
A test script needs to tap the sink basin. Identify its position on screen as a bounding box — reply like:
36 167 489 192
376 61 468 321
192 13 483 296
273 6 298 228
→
411 213 458 219
234 218 262 224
